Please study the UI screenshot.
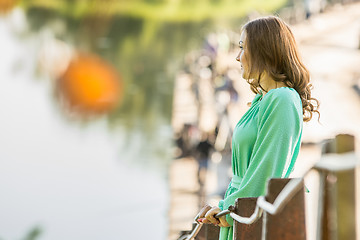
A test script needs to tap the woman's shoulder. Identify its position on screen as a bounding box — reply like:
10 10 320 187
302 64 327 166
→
262 87 300 104
259 87 302 115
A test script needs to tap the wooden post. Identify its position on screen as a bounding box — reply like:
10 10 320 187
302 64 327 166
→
195 224 219 240
265 178 306 240
233 178 306 240
233 198 262 239
319 134 356 240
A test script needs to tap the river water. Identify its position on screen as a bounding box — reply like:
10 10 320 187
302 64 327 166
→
0 7 177 240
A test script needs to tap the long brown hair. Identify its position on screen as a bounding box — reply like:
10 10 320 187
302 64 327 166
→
242 16 319 122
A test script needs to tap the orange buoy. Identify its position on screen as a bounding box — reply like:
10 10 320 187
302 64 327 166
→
56 53 122 116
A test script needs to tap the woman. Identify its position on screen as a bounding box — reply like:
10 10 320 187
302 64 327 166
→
197 16 319 239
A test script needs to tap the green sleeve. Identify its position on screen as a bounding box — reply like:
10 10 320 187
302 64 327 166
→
218 199 224 210
222 89 302 226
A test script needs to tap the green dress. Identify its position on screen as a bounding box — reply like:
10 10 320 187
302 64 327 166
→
218 87 303 240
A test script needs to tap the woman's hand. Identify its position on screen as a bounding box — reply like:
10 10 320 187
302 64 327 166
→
197 205 230 227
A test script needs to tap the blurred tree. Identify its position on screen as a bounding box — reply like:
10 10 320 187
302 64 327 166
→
20 0 287 22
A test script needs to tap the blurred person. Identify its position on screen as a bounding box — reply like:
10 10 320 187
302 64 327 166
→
174 131 185 159
194 132 214 187
215 73 238 102
304 0 312 19
196 16 319 239
194 132 214 208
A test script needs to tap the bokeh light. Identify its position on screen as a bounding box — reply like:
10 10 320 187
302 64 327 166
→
0 0 17 14
56 53 122 117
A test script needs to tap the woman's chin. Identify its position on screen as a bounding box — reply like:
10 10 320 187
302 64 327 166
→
241 72 249 80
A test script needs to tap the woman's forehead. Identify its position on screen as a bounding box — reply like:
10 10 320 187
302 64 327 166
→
239 31 246 44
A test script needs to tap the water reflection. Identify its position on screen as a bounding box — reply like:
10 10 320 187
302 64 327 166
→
0 4 185 239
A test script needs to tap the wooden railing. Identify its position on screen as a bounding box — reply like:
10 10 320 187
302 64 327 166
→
178 134 358 240
316 134 357 240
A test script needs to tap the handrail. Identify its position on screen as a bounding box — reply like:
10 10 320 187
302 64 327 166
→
182 152 359 239
215 209 231 218
185 178 303 240
314 152 359 172
230 205 263 225
228 178 302 223
229 153 360 224
184 209 231 240
257 178 303 215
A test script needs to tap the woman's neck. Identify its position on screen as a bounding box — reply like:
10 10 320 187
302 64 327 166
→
259 73 287 94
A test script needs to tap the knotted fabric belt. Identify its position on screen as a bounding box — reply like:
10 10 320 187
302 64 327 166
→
230 175 243 189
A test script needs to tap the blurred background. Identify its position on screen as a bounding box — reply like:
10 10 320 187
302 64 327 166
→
0 0 359 240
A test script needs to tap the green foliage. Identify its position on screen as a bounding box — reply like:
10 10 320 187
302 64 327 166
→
23 226 42 240
0 226 42 240
20 0 287 22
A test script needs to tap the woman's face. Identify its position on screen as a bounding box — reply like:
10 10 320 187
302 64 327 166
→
236 30 250 79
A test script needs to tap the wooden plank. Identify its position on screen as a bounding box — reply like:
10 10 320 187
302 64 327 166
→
233 198 262 240
196 224 219 240
265 178 306 240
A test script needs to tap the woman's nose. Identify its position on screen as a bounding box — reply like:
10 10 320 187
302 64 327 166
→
236 53 240 62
